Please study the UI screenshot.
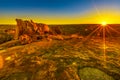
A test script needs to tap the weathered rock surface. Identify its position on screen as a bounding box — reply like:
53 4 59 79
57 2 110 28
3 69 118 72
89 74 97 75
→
15 19 51 44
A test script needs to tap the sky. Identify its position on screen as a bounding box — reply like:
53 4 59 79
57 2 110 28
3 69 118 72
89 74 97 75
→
0 0 120 24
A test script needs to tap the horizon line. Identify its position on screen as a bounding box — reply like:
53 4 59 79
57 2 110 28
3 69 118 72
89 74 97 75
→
1 23 120 25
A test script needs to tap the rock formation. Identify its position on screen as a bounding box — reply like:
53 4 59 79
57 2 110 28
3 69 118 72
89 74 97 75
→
14 19 50 44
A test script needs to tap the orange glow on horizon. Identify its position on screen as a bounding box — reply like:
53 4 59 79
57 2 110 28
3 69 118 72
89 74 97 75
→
101 21 107 26
0 7 120 24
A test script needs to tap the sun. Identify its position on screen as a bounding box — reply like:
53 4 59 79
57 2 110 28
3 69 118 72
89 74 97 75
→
101 21 107 26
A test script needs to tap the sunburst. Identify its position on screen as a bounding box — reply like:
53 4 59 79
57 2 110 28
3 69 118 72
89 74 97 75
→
102 21 107 26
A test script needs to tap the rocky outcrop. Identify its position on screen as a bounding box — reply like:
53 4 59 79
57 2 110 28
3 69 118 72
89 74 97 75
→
14 19 50 44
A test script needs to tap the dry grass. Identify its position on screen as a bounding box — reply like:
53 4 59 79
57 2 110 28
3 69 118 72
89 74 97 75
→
0 24 120 80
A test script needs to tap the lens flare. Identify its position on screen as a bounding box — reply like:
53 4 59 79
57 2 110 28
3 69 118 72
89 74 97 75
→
102 22 107 26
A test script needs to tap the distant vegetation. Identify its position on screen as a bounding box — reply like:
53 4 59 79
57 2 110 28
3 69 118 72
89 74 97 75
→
49 24 120 36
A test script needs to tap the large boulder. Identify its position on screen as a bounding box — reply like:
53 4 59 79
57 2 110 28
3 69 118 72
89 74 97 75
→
79 67 114 80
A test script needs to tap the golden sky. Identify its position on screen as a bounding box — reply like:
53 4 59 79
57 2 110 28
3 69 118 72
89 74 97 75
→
0 1 120 25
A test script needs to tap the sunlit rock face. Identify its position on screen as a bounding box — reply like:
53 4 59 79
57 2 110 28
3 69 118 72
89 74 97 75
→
15 19 50 36
15 19 50 44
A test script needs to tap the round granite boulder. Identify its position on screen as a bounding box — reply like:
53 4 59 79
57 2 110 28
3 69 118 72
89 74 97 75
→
79 67 114 80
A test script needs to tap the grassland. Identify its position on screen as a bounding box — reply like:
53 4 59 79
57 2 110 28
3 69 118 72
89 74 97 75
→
0 24 120 80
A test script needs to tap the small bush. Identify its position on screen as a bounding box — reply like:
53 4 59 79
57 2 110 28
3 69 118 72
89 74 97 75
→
0 33 13 44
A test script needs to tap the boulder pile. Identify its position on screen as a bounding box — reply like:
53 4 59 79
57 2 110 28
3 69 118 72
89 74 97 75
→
14 19 51 44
